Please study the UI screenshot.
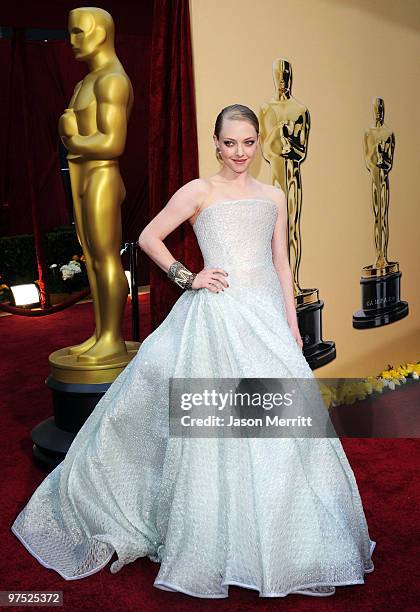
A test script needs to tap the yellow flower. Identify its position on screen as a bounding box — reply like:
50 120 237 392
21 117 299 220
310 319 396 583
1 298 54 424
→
318 382 336 409
314 360 419 409
369 377 385 393
335 380 369 405
406 362 420 376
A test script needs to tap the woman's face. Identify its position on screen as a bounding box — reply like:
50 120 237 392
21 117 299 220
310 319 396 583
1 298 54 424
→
214 118 258 173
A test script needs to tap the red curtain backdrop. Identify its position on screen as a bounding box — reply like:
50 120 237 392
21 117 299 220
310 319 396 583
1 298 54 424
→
148 0 203 329
0 38 13 231
0 2 153 292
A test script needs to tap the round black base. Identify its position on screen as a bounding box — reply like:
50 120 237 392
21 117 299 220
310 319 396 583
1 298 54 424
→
304 340 337 370
31 376 111 472
353 270 409 329
353 300 409 329
297 298 336 370
31 418 68 472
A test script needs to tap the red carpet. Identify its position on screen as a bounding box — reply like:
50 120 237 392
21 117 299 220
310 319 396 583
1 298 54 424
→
1 299 419 610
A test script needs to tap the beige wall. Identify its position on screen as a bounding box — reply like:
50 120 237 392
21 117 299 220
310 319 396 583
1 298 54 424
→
189 0 420 377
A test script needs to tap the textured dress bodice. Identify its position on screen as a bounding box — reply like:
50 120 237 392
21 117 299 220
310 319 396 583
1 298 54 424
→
192 199 280 290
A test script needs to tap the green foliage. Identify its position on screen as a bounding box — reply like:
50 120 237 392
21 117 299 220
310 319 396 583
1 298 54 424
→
0 234 37 285
0 226 90 300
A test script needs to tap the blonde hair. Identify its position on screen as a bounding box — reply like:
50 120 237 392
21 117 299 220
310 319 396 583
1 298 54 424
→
214 104 259 139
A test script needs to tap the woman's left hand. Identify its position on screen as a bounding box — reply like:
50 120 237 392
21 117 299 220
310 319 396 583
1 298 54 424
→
289 322 303 350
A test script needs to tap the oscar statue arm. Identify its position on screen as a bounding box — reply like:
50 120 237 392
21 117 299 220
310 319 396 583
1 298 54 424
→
379 134 394 172
258 103 278 163
58 81 82 144
287 110 310 161
66 73 130 159
258 103 274 162
299 110 310 151
388 133 395 171
363 129 376 171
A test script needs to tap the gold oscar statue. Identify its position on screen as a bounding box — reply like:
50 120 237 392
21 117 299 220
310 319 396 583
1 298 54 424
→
50 6 139 384
33 8 141 469
259 58 335 368
365 97 395 271
353 98 408 328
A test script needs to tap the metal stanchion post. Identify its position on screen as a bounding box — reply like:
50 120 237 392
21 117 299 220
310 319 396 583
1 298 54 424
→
121 241 140 342
129 242 139 341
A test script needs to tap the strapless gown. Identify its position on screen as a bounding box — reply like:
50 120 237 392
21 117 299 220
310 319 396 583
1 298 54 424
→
11 198 376 598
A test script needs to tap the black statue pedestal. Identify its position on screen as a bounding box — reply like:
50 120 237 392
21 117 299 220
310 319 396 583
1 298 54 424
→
296 288 336 370
32 377 111 472
32 341 140 472
353 264 408 329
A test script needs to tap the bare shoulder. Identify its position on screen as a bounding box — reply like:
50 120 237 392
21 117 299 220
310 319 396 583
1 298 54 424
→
172 178 211 206
164 178 212 222
265 184 286 209
254 181 286 210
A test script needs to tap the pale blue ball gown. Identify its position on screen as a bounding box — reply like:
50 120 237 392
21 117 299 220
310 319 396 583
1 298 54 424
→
11 198 376 598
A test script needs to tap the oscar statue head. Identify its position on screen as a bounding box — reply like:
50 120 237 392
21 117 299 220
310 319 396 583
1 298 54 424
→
374 97 385 126
272 58 292 95
68 7 115 62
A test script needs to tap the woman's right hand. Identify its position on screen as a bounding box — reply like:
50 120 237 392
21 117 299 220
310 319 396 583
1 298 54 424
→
192 268 229 293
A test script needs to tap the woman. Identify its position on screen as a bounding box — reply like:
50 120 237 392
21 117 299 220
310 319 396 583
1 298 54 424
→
11 104 375 598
